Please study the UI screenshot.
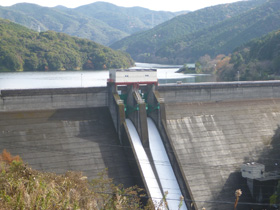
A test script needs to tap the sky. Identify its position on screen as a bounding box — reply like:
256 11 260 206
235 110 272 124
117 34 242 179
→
0 0 244 12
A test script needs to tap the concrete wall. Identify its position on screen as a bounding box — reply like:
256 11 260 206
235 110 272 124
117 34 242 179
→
159 81 280 210
0 87 107 111
0 107 135 187
158 81 280 103
0 87 134 187
107 83 126 143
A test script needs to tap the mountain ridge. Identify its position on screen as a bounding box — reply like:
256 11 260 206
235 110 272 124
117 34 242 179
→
111 0 273 63
0 2 182 46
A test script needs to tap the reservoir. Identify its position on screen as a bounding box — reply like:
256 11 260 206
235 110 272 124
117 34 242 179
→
0 63 215 90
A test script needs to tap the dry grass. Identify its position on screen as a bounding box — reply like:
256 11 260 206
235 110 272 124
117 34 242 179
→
0 150 162 210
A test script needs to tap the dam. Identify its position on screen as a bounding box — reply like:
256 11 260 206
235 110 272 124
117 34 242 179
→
1 76 280 209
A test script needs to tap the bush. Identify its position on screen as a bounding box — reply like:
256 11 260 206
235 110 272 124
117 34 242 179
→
0 150 164 210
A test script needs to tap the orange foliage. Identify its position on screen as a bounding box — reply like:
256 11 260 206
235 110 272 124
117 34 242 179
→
215 54 226 60
0 149 21 164
216 56 231 70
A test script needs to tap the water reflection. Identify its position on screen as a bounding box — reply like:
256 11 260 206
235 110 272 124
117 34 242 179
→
134 62 216 84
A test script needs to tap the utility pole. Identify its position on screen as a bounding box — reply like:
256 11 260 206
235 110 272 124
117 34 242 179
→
237 71 240 82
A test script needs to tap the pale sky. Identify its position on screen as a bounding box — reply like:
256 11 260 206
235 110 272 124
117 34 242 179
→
0 0 244 12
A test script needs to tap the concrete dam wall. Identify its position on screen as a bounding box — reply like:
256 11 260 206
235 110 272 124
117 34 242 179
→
0 88 135 188
1 81 280 209
159 81 280 209
0 87 107 111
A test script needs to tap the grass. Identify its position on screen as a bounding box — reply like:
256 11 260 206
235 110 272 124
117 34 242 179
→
0 149 170 210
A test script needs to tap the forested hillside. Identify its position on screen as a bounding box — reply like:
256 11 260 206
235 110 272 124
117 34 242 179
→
0 19 134 72
73 2 184 35
0 2 181 46
111 0 280 64
215 29 280 81
0 3 127 46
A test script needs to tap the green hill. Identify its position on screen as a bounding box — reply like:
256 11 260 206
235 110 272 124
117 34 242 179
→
0 19 134 72
73 2 183 35
0 2 181 46
111 0 276 64
215 29 280 81
1 3 127 46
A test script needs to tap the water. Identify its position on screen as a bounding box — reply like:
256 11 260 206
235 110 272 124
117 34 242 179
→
0 63 215 90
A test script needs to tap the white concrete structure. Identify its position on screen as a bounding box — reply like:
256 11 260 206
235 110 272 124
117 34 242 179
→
241 162 265 179
108 69 157 85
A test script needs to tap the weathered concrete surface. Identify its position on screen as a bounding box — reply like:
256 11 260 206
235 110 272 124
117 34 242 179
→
165 98 280 209
158 81 280 103
0 87 107 111
0 107 135 187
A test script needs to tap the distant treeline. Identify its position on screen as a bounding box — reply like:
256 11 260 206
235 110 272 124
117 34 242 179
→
111 0 280 64
0 2 180 46
0 19 134 72
216 29 280 81
194 29 280 81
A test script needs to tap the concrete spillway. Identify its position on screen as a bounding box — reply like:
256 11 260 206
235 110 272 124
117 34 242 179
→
126 118 187 210
125 119 163 205
148 118 187 210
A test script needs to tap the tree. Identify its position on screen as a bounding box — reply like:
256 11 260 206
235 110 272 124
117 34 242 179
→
23 53 39 71
4 51 22 71
46 52 63 70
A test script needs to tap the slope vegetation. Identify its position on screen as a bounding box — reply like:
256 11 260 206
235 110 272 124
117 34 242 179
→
111 0 280 64
216 29 280 81
0 2 181 46
0 3 127 46
0 150 153 210
73 2 182 34
0 19 134 72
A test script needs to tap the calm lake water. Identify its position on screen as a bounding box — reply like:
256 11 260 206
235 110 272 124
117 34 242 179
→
0 63 215 90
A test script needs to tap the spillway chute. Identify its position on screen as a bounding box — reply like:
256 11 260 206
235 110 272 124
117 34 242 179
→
125 119 164 207
148 117 188 210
